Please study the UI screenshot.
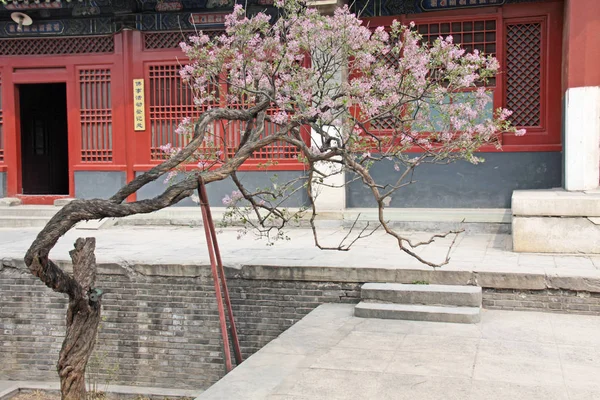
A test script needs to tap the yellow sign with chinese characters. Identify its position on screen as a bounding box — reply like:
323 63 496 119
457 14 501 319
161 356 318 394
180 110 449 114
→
133 79 146 131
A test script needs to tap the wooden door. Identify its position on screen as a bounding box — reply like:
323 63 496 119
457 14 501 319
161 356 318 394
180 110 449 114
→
19 83 69 195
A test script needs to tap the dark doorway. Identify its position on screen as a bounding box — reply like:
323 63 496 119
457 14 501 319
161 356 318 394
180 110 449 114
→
19 83 69 195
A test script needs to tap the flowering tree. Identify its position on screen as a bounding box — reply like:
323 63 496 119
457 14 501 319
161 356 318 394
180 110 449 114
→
25 1 522 398
169 0 522 260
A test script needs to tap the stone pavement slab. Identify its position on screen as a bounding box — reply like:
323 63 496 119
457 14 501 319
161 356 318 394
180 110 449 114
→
0 381 18 399
0 380 202 399
197 304 600 400
1 226 600 292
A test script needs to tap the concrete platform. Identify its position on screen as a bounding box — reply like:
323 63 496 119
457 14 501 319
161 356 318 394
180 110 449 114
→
197 304 600 400
1 226 600 293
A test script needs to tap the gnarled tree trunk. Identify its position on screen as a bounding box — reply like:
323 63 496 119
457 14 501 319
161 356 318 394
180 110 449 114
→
56 238 102 400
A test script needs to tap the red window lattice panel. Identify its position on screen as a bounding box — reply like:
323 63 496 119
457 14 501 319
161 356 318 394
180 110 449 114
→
417 19 497 57
0 36 114 56
222 105 299 161
148 64 299 162
79 69 113 163
0 74 3 162
143 31 222 50
371 18 497 132
149 64 205 159
505 22 542 127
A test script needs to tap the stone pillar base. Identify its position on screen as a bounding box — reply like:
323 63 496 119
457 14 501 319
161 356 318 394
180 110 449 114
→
512 189 600 253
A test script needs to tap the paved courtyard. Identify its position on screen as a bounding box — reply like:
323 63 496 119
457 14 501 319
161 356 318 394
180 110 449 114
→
2 226 600 399
0 226 599 277
198 304 600 400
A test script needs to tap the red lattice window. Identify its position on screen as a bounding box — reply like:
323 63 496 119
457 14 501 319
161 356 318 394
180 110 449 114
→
417 19 497 57
143 31 222 50
0 74 3 162
79 69 113 162
0 36 114 56
149 64 206 160
148 64 300 163
416 19 498 88
222 105 299 161
370 19 498 132
505 22 542 127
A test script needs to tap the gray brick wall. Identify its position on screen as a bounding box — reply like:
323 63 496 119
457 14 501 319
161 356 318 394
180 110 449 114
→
483 289 600 315
0 265 360 390
5 260 599 392
229 279 361 357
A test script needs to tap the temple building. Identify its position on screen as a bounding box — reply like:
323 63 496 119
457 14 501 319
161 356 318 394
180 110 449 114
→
0 0 598 251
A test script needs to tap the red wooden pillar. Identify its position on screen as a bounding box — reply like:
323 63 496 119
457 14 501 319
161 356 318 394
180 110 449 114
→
562 0 600 190
120 30 137 202
563 0 600 90
1 67 19 197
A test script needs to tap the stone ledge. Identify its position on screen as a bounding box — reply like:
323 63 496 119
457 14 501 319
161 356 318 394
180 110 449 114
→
0 198 22 207
512 216 600 254
53 198 76 207
512 189 600 217
115 207 511 224
4 257 600 294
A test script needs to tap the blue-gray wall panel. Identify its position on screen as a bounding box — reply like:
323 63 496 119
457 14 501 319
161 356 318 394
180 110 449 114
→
346 152 562 208
135 170 309 207
74 171 127 200
0 172 6 198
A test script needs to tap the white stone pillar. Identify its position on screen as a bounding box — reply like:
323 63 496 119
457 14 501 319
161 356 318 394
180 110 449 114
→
310 125 346 212
564 86 600 191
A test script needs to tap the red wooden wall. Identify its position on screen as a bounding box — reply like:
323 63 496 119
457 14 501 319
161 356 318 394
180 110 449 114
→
0 0 563 202
0 35 126 202
131 30 304 174
364 0 563 152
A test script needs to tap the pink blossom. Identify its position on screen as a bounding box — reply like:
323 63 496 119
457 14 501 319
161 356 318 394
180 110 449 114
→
499 109 513 121
175 0 522 172
163 170 178 184
189 35 209 46
271 111 288 125
515 129 526 136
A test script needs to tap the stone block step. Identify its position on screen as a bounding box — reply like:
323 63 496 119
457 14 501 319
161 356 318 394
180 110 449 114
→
361 283 482 307
116 217 204 227
354 302 480 324
0 206 59 217
0 216 52 228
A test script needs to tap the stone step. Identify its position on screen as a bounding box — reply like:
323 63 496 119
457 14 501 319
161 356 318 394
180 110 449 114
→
116 217 204 227
0 216 53 228
111 207 509 232
361 283 482 307
354 302 480 324
0 208 58 217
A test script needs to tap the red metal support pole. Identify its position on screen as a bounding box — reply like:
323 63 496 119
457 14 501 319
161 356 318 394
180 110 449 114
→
198 179 233 372
197 176 243 371
198 178 244 365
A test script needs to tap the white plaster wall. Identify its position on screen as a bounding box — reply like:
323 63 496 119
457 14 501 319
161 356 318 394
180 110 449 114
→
564 86 600 191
